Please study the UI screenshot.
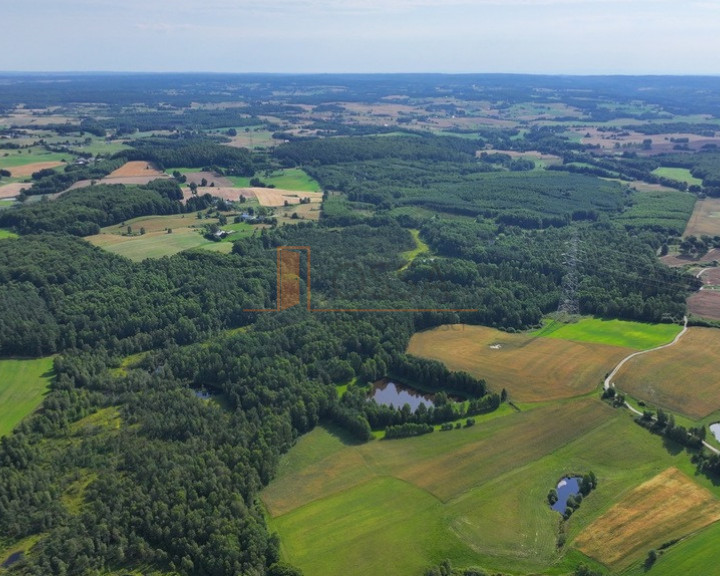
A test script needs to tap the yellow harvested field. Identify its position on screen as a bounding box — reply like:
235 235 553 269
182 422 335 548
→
106 161 165 179
9 161 64 178
684 197 720 238
612 327 720 418
0 183 27 199
407 325 632 402
575 467 720 569
250 187 323 207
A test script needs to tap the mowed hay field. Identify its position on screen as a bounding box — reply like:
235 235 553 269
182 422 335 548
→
575 467 720 571
249 187 323 207
263 397 718 576
683 197 720 237
612 327 720 419
85 214 234 260
406 324 634 402
0 357 54 437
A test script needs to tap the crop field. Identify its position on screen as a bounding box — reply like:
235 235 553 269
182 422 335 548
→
651 167 704 187
687 290 720 321
107 161 165 179
0 183 27 198
683 197 720 237
660 246 720 267
615 188 696 235
618 520 720 576
263 395 718 576
179 171 235 188
540 317 681 350
249 187 324 207
407 324 635 402
611 327 720 419
6 160 65 179
575 467 720 570
0 356 54 438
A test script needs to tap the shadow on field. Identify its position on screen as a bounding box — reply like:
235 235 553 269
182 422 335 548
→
320 421 368 446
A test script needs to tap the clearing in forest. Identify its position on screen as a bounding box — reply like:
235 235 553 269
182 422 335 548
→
575 467 720 570
0 357 55 438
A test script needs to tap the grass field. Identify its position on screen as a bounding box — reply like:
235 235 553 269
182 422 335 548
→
651 167 704 187
0 228 18 239
575 467 720 570
0 357 54 438
618 519 720 576
683 197 720 237
539 317 682 350
263 396 720 576
407 324 634 402
0 148 70 171
228 168 321 192
86 228 231 260
85 214 248 260
612 327 720 419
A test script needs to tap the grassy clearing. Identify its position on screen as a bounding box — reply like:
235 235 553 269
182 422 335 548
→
540 317 682 350
264 395 719 576
0 357 54 438
228 168 321 192
612 327 720 419
651 167 704 187
400 229 429 270
0 228 18 239
86 213 247 260
575 467 720 570
86 228 218 260
407 324 632 402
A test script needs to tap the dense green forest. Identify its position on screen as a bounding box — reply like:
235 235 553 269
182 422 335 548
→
0 73 717 576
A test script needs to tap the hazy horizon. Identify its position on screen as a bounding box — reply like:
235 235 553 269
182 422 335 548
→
2 1 719 75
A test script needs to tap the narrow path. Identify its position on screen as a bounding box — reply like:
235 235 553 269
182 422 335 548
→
602 316 720 455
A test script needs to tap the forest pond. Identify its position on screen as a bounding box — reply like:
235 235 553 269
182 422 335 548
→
552 477 582 513
370 379 435 410
710 423 720 443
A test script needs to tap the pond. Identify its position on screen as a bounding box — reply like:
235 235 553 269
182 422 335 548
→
2 551 24 569
551 476 582 513
370 379 435 411
710 423 720 443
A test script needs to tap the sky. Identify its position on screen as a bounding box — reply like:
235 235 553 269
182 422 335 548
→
1 0 718 74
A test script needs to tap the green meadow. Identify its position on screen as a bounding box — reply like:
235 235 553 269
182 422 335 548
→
618 520 720 576
263 396 717 576
0 356 55 437
539 317 682 350
0 228 18 239
651 167 704 187
228 168 321 191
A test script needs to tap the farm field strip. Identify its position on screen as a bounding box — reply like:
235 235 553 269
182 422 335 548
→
0 357 55 438
540 317 682 350
683 197 720 237
575 467 720 570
